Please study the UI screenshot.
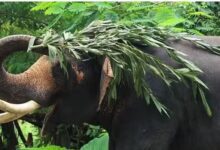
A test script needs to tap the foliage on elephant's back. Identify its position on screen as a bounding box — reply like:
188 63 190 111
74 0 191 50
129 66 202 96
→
29 20 220 116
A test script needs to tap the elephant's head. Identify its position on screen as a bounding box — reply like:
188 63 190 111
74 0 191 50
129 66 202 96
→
0 35 113 130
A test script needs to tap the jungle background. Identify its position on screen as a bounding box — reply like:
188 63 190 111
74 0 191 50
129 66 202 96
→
0 2 220 150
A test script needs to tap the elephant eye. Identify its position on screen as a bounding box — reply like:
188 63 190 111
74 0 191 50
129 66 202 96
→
71 64 85 84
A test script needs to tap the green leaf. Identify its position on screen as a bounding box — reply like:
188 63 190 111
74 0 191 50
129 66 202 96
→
95 3 113 10
80 133 109 150
127 4 152 12
153 7 176 24
192 82 198 99
188 29 204 35
44 2 67 15
150 95 169 117
20 145 66 150
67 3 87 13
178 56 203 73
31 2 54 11
172 27 186 33
193 76 209 90
159 18 186 27
198 87 212 116
27 36 36 52
189 11 213 19
48 44 58 61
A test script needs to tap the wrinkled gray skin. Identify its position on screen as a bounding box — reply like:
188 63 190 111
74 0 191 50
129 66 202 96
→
0 35 220 150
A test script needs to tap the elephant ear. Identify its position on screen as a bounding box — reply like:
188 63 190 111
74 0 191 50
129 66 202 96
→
97 57 114 111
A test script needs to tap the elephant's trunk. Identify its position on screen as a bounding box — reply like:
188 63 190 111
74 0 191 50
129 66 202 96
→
0 35 58 123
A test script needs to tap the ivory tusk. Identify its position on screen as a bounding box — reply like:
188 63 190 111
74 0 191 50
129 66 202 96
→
0 112 25 124
0 100 40 114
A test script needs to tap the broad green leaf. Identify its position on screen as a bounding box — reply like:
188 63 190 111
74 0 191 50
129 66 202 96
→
44 2 67 15
95 3 113 10
31 2 54 11
68 3 87 13
80 133 109 150
20 145 66 150
153 7 176 24
159 18 186 27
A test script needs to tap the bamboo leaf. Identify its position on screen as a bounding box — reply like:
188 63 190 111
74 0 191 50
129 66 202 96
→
198 87 212 116
37 20 218 117
27 36 36 52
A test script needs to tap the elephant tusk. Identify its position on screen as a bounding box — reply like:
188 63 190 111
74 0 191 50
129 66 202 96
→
0 112 25 124
0 100 40 114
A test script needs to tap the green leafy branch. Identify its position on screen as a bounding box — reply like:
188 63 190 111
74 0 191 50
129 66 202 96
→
29 20 219 116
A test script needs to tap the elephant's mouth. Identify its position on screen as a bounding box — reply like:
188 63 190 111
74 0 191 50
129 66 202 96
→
0 99 40 123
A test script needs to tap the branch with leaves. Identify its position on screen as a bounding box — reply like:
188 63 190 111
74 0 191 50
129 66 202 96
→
29 20 220 116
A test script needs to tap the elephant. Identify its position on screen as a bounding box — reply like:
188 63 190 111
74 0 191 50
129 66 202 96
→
0 35 220 150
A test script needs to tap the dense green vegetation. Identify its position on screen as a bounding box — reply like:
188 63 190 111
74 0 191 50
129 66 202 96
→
0 2 220 150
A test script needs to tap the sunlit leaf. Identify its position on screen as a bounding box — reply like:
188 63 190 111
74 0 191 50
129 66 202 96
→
80 133 109 150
